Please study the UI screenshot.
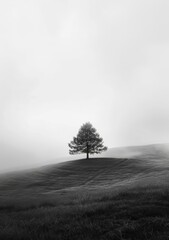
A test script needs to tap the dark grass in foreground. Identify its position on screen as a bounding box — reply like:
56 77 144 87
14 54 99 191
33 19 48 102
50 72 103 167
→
1 186 169 239
1 156 169 239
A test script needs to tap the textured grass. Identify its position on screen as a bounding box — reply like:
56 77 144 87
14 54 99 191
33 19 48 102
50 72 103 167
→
0 157 169 196
0 157 169 239
0 186 169 239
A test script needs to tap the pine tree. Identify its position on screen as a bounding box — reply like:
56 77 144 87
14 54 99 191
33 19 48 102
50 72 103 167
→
68 122 107 159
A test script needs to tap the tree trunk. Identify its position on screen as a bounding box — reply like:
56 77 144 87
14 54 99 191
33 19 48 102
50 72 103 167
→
86 142 89 159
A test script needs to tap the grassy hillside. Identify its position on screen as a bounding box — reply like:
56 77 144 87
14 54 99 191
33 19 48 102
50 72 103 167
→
100 143 169 160
0 144 169 239
0 157 167 197
0 154 169 196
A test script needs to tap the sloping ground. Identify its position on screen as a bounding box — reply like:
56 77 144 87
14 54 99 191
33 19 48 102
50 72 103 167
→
0 155 169 197
0 144 169 240
100 143 169 160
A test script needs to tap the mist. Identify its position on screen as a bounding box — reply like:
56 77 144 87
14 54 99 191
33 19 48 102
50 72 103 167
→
0 0 169 172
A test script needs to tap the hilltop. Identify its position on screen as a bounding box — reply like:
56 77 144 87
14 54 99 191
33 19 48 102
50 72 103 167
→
0 143 169 197
0 143 169 239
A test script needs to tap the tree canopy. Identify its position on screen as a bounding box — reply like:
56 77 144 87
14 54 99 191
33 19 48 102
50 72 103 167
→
68 122 107 159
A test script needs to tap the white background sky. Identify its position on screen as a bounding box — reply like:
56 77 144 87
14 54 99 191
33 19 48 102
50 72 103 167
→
0 0 169 172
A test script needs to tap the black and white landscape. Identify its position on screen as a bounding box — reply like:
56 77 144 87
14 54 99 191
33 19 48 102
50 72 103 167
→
1 0 169 239
0 143 169 239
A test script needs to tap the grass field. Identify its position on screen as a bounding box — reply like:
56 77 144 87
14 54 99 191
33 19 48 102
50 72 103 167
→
1 145 169 239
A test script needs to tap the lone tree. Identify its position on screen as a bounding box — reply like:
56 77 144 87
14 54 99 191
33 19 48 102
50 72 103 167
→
68 122 107 159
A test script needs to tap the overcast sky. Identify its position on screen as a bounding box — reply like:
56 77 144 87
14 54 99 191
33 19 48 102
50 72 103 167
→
0 0 169 172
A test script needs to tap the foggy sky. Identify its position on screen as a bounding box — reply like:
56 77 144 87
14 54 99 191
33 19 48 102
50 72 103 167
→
0 0 169 172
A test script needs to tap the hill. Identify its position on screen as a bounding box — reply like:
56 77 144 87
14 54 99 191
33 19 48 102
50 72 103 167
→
100 143 169 160
1 143 169 197
0 143 169 239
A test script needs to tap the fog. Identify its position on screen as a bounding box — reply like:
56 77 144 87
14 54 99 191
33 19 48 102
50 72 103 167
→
0 0 169 172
